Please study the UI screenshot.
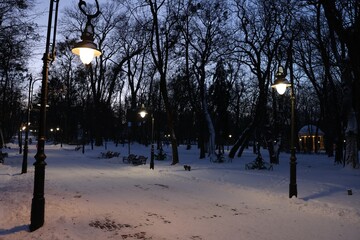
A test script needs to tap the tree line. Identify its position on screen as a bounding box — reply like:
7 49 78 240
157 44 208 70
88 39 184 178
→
1 0 359 167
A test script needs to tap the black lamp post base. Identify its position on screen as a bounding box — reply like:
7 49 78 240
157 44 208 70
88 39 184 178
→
30 197 45 232
289 153 297 198
289 184 297 198
150 144 154 170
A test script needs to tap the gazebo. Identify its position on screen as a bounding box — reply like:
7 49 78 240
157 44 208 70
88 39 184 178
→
298 125 324 153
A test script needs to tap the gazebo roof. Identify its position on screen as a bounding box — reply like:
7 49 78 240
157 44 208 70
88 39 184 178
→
298 124 324 136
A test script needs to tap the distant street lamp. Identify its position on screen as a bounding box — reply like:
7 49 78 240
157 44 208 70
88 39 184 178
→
139 104 154 170
22 76 42 174
19 126 25 154
228 134 232 151
56 127 62 147
139 106 147 119
30 0 101 232
272 66 297 198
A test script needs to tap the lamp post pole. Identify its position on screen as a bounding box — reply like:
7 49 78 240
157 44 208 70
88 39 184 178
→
22 76 41 174
289 84 297 198
150 114 155 170
288 55 297 198
30 0 58 231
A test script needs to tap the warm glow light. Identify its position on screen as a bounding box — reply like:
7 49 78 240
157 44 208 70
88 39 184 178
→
139 104 148 118
79 48 95 65
274 83 288 95
272 66 291 95
72 44 101 65
139 111 147 118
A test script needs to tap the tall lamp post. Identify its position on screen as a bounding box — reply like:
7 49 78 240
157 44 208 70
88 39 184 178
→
22 76 41 174
272 66 297 198
30 0 101 232
139 104 154 170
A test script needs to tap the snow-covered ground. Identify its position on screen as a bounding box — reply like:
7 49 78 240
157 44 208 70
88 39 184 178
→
1 142 359 240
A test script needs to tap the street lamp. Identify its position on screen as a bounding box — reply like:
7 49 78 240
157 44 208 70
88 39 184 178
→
139 104 148 118
30 0 101 232
19 126 25 154
22 76 42 174
272 66 297 198
71 1 101 64
56 127 62 147
228 134 232 151
139 104 154 170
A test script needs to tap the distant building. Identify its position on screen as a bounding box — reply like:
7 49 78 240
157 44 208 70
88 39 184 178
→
298 125 324 153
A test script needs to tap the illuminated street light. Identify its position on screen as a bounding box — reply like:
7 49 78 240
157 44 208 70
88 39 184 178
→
30 0 101 232
139 104 154 170
71 1 101 64
139 104 148 118
272 66 298 198
271 66 291 95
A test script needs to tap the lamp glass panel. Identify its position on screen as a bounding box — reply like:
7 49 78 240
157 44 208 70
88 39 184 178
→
79 48 95 64
139 111 147 118
275 83 288 95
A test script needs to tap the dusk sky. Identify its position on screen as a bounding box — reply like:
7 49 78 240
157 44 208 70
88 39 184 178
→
30 1 75 76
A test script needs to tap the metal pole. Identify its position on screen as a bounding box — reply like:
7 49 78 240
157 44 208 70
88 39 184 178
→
19 128 22 154
22 77 33 174
150 115 154 169
289 86 297 198
30 0 58 232
289 47 297 198
128 122 131 155
60 129 63 147
22 77 41 174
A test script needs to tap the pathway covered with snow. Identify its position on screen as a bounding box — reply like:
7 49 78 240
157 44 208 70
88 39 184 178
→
1 143 359 239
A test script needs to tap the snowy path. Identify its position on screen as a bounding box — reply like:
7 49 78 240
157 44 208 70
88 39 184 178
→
1 143 359 239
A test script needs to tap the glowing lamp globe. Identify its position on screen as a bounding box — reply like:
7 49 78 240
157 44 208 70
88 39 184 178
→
272 66 291 95
139 104 148 118
273 82 288 95
72 41 101 65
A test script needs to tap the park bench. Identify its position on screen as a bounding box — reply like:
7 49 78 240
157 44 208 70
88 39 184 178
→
131 155 148 166
123 154 147 165
123 154 137 164
100 151 120 159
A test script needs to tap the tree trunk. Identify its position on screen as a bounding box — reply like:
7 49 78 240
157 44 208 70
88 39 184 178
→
345 110 359 168
159 75 179 165
229 126 253 158
203 98 215 158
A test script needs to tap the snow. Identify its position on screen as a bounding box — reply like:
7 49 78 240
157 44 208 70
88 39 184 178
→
1 142 359 240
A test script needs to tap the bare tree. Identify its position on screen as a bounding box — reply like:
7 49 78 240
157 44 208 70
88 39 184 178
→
145 0 182 165
178 0 231 159
318 0 359 167
0 0 38 143
229 0 292 160
61 1 144 145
